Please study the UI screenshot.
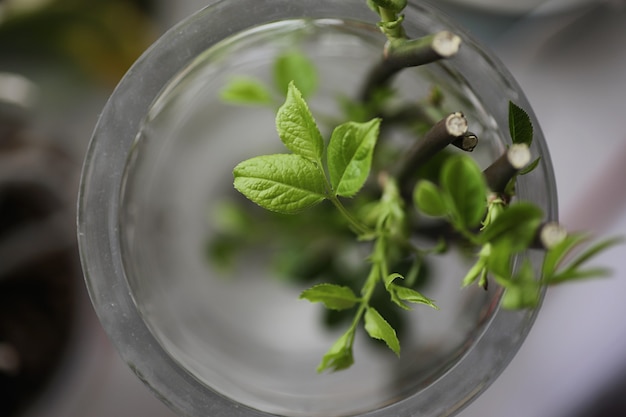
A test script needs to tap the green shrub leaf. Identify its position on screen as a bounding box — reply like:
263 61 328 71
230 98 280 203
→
274 50 318 98
479 202 543 252
440 155 487 229
364 307 400 355
233 154 326 214
393 285 438 309
327 118 381 197
509 101 533 146
220 77 273 106
414 180 448 217
276 82 324 162
300 283 360 310
317 330 354 373
500 261 541 309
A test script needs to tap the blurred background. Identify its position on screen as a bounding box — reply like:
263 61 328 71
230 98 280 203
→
0 0 624 416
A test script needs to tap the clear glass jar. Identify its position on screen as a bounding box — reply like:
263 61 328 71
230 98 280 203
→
77 1 557 416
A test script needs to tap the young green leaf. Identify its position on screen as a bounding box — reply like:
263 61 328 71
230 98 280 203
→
274 50 318 99
327 119 381 197
276 82 324 162
440 155 488 230
479 202 543 252
300 283 361 310
548 267 612 284
317 329 355 373
542 233 588 277
462 256 487 287
383 272 404 291
413 180 448 217
220 77 273 106
561 236 623 271
364 307 400 356
509 101 533 146
544 235 623 284
383 273 411 309
233 154 326 214
392 285 438 309
486 241 513 279
499 260 541 309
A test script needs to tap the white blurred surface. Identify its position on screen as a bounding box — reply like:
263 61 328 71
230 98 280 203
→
44 2 626 417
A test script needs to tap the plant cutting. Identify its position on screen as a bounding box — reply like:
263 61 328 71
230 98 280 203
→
218 0 621 373
78 1 622 416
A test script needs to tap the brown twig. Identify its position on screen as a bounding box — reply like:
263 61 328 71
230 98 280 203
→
395 112 468 186
483 144 531 193
360 31 462 102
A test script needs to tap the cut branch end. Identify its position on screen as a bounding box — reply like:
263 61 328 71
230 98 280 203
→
508 143 531 169
432 31 461 58
445 112 468 137
539 222 568 249
452 132 478 152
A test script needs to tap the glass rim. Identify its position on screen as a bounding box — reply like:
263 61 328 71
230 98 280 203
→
77 1 557 416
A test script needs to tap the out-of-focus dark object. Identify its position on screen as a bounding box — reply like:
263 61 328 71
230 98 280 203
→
0 72 80 417
565 363 626 417
0 0 157 87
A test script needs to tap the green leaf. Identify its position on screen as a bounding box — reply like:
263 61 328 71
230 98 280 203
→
440 155 488 229
300 283 360 310
364 307 400 356
479 202 543 252
548 267 612 284
564 236 623 271
273 50 318 98
542 233 587 277
233 154 326 214
393 285 438 309
276 82 324 162
519 156 541 175
462 257 486 287
499 260 541 309
317 329 354 373
486 241 513 279
327 119 381 197
509 101 533 146
414 180 448 217
383 272 404 291
220 77 273 105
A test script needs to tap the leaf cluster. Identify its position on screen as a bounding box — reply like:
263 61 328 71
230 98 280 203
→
222 25 623 373
233 82 380 219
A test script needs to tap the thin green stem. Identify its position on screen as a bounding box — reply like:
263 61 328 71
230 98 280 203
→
329 195 373 236
350 266 379 332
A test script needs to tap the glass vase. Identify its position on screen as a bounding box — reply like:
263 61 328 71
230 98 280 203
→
77 1 557 416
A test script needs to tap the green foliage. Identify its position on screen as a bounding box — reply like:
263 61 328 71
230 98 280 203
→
223 15 621 372
233 154 326 214
509 101 533 146
328 119 381 197
219 76 273 105
316 329 355 372
478 203 543 251
274 50 318 98
364 307 400 355
221 49 318 107
414 154 488 234
276 82 325 162
300 284 361 310
440 155 488 230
